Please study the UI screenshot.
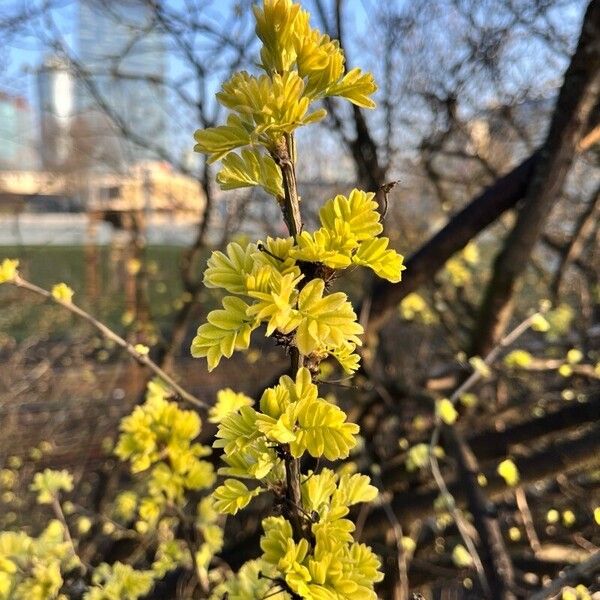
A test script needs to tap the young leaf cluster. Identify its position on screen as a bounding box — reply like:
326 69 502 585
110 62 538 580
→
194 0 376 186
114 380 216 530
191 188 404 373
191 0 388 597
0 521 79 600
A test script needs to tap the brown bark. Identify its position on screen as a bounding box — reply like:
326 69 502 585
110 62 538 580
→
349 105 387 191
365 104 600 338
366 153 538 332
364 422 600 536
471 0 600 356
550 183 600 300
382 390 600 488
443 427 516 600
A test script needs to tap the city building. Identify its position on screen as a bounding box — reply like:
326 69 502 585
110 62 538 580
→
76 0 169 171
37 55 74 170
0 161 204 218
0 91 38 171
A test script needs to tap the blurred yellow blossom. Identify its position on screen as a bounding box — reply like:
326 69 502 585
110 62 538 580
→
51 283 74 304
497 459 519 487
0 259 19 284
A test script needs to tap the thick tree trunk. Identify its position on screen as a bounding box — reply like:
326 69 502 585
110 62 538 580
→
365 109 599 338
364 422 600 536
471 0 600 356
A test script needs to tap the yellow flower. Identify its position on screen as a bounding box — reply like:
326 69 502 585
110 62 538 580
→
469 356 491 378
461 242 479 265
558 364 573 378
460 393 478 408
436 398 458 425
452 544 473 568
134 344 150 356
546 509 560 524
566 348 583 364
530 313 550 332
508 527 521 541
562 510 576 527
504 349 533 369
51 282 74 304
497 458 519 487
0 258 19 283
77 516 92 535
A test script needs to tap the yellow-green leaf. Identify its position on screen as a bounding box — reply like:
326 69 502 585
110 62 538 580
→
209 389 255 424
353 237 405 283
194 114 251 163
216 148 284 197
213 479 263 515
295 279 363 356
0 259 19 284
319 189 382 242
203 242 256 294
290 396 359 460
325 68 377 108
190 297 258 371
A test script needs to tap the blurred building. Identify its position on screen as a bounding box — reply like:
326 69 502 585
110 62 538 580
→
0 91 38 171
76 0 169 171
0 161 204 218
86 161 204 219
37 55 74 170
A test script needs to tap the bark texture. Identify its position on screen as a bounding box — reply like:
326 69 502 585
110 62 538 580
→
471 0 600 356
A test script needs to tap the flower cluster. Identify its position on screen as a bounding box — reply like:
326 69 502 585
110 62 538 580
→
114 379 216 528
194 0 376 169
192 188 404 373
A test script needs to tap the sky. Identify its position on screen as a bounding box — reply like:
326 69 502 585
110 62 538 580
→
0 0 373 163
2 0 372 101
0 0 586 170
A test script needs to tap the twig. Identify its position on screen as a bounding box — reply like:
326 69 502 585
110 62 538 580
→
50 495 88 571
275 132 307 542
171 503 209 595
378 180 400 220
11 276 208 410
428 313 539 596
429 429 491 597
257 243 284 263
528 551 600 600
515 487 541 555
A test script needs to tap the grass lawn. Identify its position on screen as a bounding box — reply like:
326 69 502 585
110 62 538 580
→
0 245 210 343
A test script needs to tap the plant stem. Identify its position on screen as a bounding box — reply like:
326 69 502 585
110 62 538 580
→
275 133 306 540
428 314 538 598
274 134 302 237
12 276 208 411
51 495 88 571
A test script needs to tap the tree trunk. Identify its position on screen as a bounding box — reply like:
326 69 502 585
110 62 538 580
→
471 0 600 357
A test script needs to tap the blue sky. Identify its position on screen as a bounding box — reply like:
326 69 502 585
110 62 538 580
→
0 0 585 167
2 0 371 102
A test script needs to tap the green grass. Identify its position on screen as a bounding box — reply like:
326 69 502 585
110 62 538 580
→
0 245 209 342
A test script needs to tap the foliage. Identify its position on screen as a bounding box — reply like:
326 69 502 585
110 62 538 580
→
83 563 154 600
497 458 520 487
192 187 403 372
1 0 596 597
30 470 73 505
0 379 224 599
0 521 79 600
190 1 389 597
0 259 19 284
114 380 216 528
50 283 74 304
